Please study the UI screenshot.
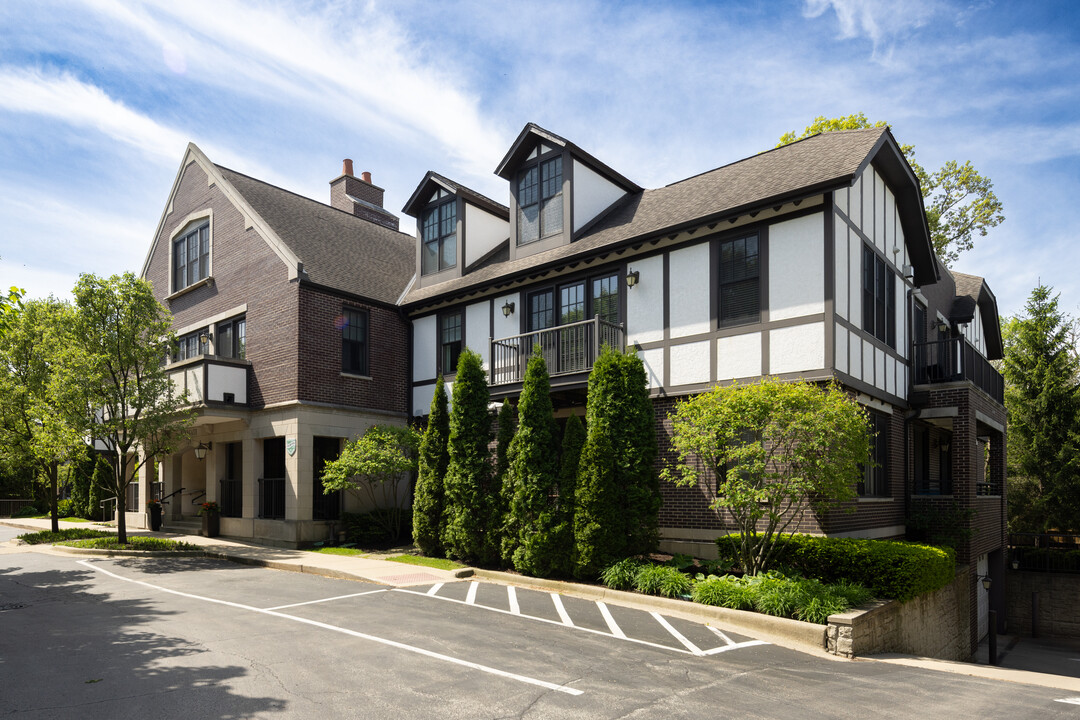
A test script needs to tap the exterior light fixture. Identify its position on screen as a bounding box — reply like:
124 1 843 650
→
193 442 212 461
502 300 515 317
935 321 949 334
940 441 951 452
980 575 992 592
626 269 640 288
199 330 214 345
1011 558 1020 571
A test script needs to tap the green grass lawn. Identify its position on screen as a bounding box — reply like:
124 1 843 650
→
21 514 93 523
307 546 368 557
18 529 114 544
386 554 465 571
60 536 198 552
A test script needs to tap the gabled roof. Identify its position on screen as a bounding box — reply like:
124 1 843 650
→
140 143 413 307
494 122 642 193
950 271 1004 359
401 171 508 220
402 126 936 307
218 167 414 306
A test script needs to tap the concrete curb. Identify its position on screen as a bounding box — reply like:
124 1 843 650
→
50 545 208 558
471 568 829 655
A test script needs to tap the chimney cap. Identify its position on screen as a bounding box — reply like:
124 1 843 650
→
361 171 372 184
342 158 354 177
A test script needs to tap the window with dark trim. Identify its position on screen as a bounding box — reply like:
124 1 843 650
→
719 234 760 327
221 442 243 518
341 309 369 376
517 155 563 245
421 199 457 275
439 311 463 374
174 329 207 362
862 245 896 348
173 221 210 291
216 316 246 360
260 437 286 520
312 436 341 521
859 411 889 497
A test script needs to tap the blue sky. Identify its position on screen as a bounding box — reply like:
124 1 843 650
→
1 0 1079 320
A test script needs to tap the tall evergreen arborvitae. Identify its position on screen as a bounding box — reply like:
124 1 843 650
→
1003 285 1080 532
505 348 561 576
441 350 498 564
553 413 585 576
494 399 517 564
573 347 660 578
412 375 450 556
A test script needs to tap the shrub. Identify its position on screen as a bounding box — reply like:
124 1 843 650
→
413 376 450 556
12 504 41 518
692 575 756 610
56 498 76 518
600 558 646 591
633 564 692 598
18 529 112 544
717 533 954 602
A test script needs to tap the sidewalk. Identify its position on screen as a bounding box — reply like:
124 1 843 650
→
0 517 465 587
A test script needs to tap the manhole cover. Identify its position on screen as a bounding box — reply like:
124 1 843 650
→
0 603 26 611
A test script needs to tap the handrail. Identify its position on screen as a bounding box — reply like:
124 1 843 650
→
190 490 206 505
100 496 117 522
490 315 625 386
912 336 1004 403
160 487 185 505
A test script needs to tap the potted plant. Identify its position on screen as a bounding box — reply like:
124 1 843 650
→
146 498 163 532
199 500 221 538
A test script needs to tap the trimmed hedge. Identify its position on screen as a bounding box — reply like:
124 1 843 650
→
716 533 955 602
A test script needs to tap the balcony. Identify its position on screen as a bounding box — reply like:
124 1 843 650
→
167 355 249 407
490 316 625 386
912 337 1003 404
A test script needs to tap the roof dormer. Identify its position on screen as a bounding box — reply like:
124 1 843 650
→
495 123 641 262
403 172 509 289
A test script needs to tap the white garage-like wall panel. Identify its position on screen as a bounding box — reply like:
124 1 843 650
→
835 221 849 321
412 384 435 418
669 341 711 386
626 254 665 345
769 322 825 375
717 332 762 380
413 315 437 382
464 204 510 268
668 244 711 338
835 324 848 375
769 213 824 321
640 348 665 390
465 301 490 369
573 160 626 233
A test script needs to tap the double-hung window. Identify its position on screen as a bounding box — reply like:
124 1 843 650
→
341 309 369 376
517 155 563 245
421 200 457 275
439 311 463 375
173 222 210 291
216 316 246 359
174 330 205 361
719 234 760 327
862 245 896 348
859 411 889 497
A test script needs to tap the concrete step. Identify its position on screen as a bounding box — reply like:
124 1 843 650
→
161 519 202 534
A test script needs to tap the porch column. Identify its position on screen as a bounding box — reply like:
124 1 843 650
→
243 436 257 519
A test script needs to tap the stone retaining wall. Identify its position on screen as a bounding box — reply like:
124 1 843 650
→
826 565 971 660
1007 569 1080 638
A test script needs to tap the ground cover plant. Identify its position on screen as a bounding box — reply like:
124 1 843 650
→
60 536 197 551
18 528 113 544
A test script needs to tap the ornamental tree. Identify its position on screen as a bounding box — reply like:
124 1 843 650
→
413 376 450 555
71 272 195 543
493 399 517 564
661 378 871 575
504 347 561 576
321 424 420 543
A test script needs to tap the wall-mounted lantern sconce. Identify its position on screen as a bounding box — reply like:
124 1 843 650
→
626 269 640 288
935 321 950 334
502 301 515 317
199 330 214 345
1011 558 1020 571
193 441 212 461
940 441 951 453
980 575 992 592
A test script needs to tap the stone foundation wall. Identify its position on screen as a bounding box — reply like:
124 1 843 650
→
1006 569 1080 638
827 565 971 660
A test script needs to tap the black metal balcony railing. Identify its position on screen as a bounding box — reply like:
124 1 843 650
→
258 477 285 519
912 337 1004 404
1009 533 1080 573
490 316 625 386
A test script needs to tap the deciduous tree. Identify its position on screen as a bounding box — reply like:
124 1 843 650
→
778 113 1003 266
661 378 870 575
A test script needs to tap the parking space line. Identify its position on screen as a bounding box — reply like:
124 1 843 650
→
78 560 584 697
596 602 626 639
427 583 444 596
263 589 386 611
394 588 694 655
507 585 520 615
651 612 704 656
707 625 734 646
551 593 573 626
703 640 770 655
466 581 478 605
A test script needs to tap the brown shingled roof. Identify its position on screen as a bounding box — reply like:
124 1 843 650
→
218 166 414 306
402 127 890 306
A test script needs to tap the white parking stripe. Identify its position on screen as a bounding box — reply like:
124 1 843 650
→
466 581 479 605
263 589 386 610
703 640 770 655
507 585 520 615
1055 698 1080 705
78 560 583 696
707 625 735 646
596 601 626 639
651 612 704 656
551 593 573 626
426 583 444 596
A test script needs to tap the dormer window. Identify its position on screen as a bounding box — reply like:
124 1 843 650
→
421 194 457 275
517 154 562 245
173 221 209 291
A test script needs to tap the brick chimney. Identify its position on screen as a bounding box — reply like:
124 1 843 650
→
329 160 399 231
